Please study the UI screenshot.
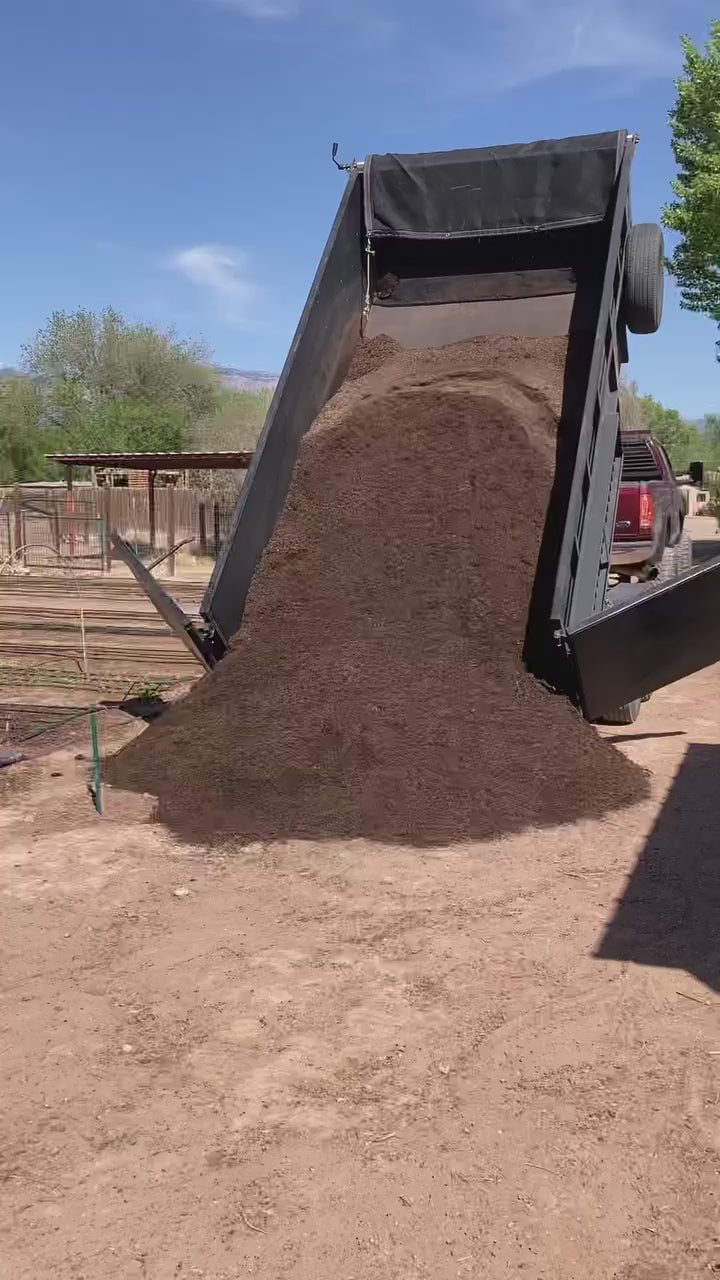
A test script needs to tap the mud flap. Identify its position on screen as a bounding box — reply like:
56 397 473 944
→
110 535 216 672
568 553 720 720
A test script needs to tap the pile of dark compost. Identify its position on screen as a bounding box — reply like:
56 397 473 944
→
108 335 648 844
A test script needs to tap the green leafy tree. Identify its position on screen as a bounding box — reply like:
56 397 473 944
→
0 307 224 480
23 307 218 410
663 21 720 319
195 387 271 451
619 380 718 471
22 308 219 435
192 387 272 493
636 395 699 470
64 398 191 456
619 381 646 430
703 412 720 454
0 374 60 483
0 308 226 481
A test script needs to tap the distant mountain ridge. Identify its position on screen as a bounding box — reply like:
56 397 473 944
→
2 364 279 393
216 366 278 392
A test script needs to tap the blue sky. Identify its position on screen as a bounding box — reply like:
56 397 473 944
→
0 0 717 416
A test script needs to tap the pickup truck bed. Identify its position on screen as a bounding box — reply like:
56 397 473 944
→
612 432 684 578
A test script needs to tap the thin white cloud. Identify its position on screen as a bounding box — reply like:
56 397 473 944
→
509 0 676 80
434 0 684 93
204 0 395 29
169 244 257 323
198 0 691 90
206 0 298 16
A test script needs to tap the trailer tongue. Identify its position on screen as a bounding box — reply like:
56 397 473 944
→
119 129 720 723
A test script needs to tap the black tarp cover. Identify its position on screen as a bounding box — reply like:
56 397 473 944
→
364 131 625 241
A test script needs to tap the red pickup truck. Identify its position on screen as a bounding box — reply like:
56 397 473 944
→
611 432 685 579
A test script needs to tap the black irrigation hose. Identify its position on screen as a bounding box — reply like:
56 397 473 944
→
2 704 99 744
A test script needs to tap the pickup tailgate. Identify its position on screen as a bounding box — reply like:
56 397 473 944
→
614 484 640 538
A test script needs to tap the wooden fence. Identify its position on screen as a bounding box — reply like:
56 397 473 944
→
0 485 239 575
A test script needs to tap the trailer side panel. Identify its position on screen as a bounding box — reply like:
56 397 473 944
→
202 170 365 648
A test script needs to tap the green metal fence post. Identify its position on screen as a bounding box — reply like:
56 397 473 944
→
90 711 103 815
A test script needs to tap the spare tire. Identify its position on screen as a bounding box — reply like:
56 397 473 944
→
624 223 664 334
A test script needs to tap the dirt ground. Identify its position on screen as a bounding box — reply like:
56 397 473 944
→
1 645 719 1280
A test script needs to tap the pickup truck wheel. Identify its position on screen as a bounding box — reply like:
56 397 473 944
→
625 223 664 334
675 530 693 572
657 534 692 581
657 544 678 581
598 699 643 725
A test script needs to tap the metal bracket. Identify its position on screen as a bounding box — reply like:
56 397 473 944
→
109 534 220 671
331 142 364 172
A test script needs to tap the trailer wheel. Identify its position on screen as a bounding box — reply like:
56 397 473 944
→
625 223 664 334
598 698 643 725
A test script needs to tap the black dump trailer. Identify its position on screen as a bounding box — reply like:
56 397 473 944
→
114 130 720 722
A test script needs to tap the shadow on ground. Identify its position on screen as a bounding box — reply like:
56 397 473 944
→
606 731 685 745
100 697 166 723
597 743 720 993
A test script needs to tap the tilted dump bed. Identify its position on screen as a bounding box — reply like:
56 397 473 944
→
122 130 720 719
205 132 628 659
